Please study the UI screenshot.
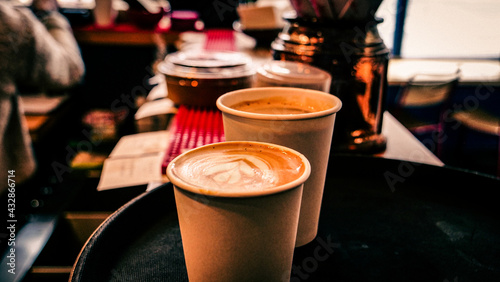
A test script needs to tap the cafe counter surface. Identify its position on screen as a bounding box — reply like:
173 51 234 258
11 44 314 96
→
69 106 499 281
69 153 500 281
4 104 492 281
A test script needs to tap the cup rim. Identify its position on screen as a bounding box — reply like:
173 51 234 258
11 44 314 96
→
166 141 311 198
216 87 342 121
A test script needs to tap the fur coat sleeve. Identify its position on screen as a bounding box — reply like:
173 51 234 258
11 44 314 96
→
0 3 85 194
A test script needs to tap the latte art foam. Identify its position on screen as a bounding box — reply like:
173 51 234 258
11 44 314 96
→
168 142 307 193
177 154 279 190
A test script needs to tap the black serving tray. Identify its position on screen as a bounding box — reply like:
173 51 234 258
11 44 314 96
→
71 155 500 282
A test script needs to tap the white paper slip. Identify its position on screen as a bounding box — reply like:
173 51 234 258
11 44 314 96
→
97 153 165 191
135 99 176 120
109 130 170 158
146 81 168 101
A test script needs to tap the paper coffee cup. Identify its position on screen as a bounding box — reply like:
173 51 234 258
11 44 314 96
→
166 141 311 281
217 87 341 246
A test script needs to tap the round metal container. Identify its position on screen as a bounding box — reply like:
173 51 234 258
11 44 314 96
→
255 60 332 91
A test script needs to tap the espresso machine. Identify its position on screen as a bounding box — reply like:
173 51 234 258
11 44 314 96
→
271 0 389 153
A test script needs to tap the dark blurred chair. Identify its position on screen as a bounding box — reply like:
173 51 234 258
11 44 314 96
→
391 70 461 157
451 107 500 177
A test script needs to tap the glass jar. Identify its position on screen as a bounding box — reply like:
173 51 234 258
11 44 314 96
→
271 13 389 153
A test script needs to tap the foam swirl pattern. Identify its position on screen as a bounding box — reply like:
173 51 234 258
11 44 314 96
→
168 142 309 195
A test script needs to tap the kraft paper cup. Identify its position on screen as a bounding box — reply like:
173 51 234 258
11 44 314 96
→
217 87 342 247
166 141 311 281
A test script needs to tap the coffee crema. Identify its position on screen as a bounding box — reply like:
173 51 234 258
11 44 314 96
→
168 142 308 194
231 96 330 115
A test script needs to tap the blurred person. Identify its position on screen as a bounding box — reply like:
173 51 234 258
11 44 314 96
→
0 0 85 196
